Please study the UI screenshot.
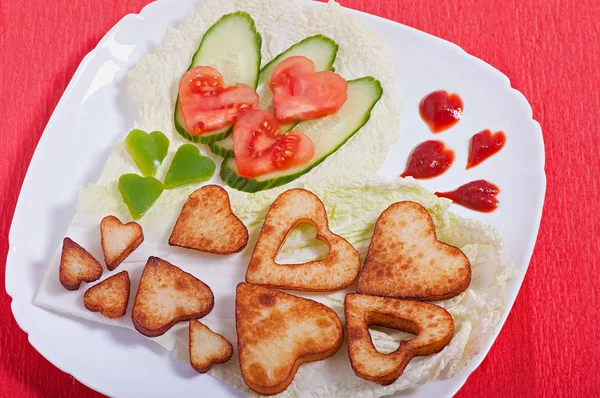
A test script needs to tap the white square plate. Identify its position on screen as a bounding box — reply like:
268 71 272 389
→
6 0 545 396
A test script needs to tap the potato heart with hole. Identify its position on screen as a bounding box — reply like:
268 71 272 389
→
245 188 360 291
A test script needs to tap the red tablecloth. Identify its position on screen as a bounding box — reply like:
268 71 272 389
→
1 0 599 396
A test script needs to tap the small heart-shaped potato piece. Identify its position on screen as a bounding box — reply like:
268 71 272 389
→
345 294 454 385
132 257 214 337
169 185 248 254
163 144 216 189
246 188 360 291
189 320 233 373
236 283 343 395
124 129 170 177
100 215 144 270
357 201 470 300
59 238 103 291
84 271 130 319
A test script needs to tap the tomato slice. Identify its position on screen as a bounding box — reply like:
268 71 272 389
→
233 110 315 178
270 56 348 123
179 66 259 135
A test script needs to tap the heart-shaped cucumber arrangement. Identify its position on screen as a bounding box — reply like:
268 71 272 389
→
164 144 216 189
118 130 216 219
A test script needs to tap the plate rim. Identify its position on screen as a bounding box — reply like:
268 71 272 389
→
5 0 546 396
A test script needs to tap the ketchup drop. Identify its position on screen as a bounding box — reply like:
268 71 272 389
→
401 140 455 179
466 130 506 169
435 180 500 213
419 90 463 133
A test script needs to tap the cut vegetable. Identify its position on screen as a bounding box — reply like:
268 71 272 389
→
163 144 216 189
178 66 258 136
208 135 234 158
220 77 383 192
175 99 231 143
209 123 299 158
124 129 169 177
174 12 262 144
231 110 315 179
118 174 164 220
209 35 337 158
257 35 339 110
270 56 348 124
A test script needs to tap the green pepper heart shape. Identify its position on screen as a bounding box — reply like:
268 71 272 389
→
125 129 170 177
163 144 216 189
118 174 164 220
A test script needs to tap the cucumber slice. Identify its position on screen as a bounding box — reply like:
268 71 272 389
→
257 35 339 110
208 135 234 158
220 77 383 193
173 12 262 144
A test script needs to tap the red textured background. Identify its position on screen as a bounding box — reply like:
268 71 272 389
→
1 0 599 396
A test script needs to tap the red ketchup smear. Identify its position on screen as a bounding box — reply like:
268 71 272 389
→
467 130 507 169
419 90 463 133
401 140 455 179
435 180 500 213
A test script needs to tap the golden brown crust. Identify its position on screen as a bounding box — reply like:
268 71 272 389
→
169 185 248 255
236 283 343 395
132 257 214 337
189 320 233 373
345 294 454 385
357 201 471 300
245 188 360 291
59 237 103 291
100 215 144 271
83 271 130 319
